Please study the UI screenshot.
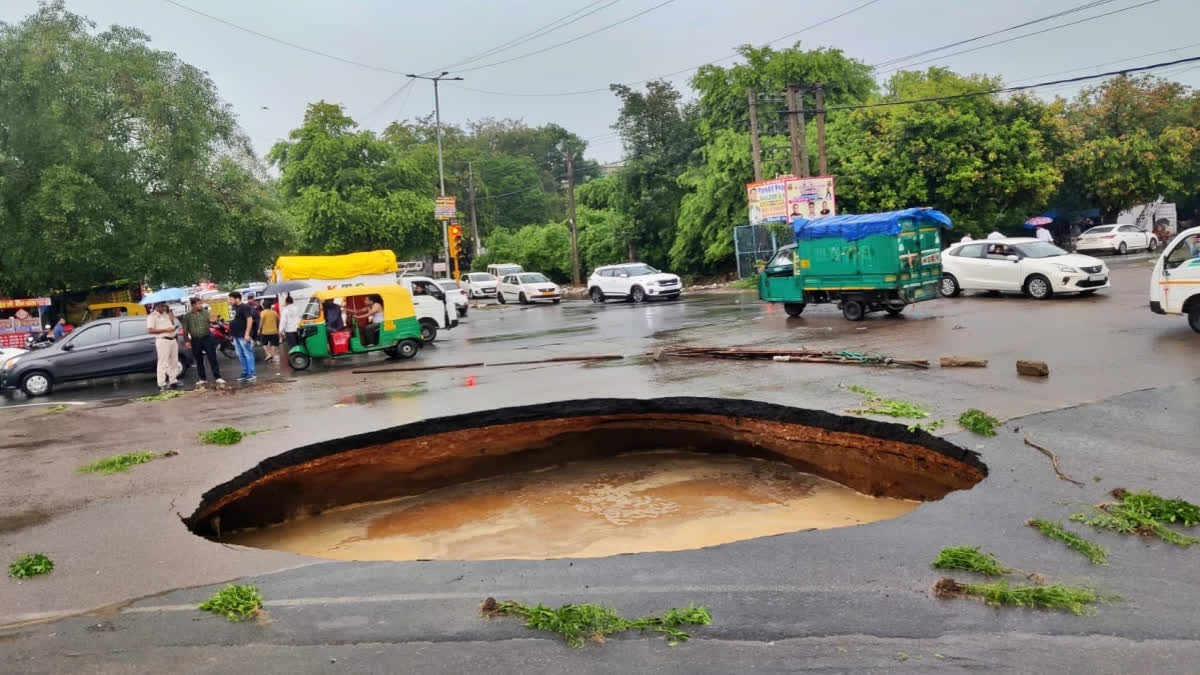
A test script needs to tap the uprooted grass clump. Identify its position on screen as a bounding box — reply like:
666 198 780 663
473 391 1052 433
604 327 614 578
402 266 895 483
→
9 553 54 579
199 427 243 445
198 584 263 622
933 578 1099 615
481 598 711 647
931 546 1009 576
958 408 1000 436
45 404 68 413
847 385 929 420
1027 519 1108 565
77 451 159 474
134 390 183 402
1070 488 1200 547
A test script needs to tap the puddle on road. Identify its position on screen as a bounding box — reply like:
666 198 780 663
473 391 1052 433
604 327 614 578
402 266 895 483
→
225 450 918 561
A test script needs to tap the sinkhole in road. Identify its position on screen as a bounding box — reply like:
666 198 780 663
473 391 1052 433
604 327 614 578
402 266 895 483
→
185 397 987 561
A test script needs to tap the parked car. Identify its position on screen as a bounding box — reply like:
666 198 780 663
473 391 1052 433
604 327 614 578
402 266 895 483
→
1 317 193 396
487 263 523 279
437 280 469 317
1148 226 1200 333
497 273 561 305
940 238 1108 300
396 275 458 343
587 263 683 303
1075 224 1159 255
459 272 499 300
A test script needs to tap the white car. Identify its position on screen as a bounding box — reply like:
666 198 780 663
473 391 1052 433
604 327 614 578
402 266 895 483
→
497 272 561 305
459 272 498 300
437 280 469 317
940 237 1109 300
588 263 683 303
1075 224 1159 255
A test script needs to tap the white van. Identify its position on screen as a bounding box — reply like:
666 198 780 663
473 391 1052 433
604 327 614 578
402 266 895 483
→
397 275 458 342
487 263 523 279
1149 225 1200 333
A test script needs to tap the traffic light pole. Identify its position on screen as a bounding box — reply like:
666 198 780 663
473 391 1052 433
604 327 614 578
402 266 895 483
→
408 71 462 278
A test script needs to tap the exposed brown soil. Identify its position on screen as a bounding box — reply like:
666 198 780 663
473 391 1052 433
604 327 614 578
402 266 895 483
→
932 577 964 598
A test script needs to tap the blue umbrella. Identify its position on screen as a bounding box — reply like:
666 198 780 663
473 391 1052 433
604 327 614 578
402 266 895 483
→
140 287 189 305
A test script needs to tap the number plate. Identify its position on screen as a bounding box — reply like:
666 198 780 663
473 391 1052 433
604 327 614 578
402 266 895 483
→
1088 274 1106 282
541 291 554 295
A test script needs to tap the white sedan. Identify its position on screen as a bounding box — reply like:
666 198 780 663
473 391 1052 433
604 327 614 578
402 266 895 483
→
940 237 1109 300
1075 224 1159 255
497 272 562 305
459 272 499 299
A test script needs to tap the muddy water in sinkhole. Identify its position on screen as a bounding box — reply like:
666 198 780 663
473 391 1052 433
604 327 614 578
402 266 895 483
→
225 450 920 560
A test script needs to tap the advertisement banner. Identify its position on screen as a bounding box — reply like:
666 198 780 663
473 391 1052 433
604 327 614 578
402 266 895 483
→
785 176 836 222
434 196 456 221
746 179 788 225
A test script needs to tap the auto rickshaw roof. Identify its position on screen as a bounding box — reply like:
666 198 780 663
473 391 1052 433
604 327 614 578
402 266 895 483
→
793 207 953 242
308 284 413 301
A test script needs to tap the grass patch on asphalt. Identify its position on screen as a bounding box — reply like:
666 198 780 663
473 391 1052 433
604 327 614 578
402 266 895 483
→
44 404 67 413
1070 488 1200 547
481 598 711 647
1027 519 1108 565
931 546 1008 576
198 584 263 622
933 578 1099 615
729 275 759 289
134 390 183 402
847 385 929 420
77 451 159 474
9 553 54 579
199 427 243 445
958 408 1000 436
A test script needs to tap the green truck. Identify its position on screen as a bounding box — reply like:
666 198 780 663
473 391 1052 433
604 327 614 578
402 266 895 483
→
758 208 953 321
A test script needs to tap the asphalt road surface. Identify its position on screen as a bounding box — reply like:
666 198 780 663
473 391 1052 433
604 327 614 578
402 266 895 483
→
2 257 1199 673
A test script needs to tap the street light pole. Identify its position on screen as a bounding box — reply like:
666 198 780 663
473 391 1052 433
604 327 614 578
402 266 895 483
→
407 71 462 277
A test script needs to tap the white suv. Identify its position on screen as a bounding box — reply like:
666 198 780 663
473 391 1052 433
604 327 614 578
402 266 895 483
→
588 263 683 303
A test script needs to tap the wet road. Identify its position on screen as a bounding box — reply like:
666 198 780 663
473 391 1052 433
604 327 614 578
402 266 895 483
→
2 256 1199 672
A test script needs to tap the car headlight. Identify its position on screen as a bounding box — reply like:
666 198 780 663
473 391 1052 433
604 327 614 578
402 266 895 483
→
3 357 20 370
1053 264 1078 273
645 280 657 286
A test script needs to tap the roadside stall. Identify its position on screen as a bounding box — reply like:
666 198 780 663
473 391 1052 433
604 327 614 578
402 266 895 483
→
0 297 51 348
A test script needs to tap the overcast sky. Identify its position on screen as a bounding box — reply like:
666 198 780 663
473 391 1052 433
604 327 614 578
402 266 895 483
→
4 0 1199 164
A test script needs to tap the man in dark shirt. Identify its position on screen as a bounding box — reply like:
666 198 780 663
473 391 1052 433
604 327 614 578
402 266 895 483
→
228 291 256 382
182 297 223 387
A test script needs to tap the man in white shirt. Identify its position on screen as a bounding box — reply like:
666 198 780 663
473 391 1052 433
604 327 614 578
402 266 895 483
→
280 295 302 350
1035 226 1053 243
146 302 180 390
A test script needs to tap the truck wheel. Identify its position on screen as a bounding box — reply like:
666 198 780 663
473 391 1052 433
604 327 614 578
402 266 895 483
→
419 319 438 343
1189 306 1200 334
288 352 311 371
20 371 53 397
783 303 806 317
841 300 865 321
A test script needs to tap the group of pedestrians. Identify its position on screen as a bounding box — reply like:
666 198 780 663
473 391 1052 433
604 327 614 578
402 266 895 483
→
152 291 301 390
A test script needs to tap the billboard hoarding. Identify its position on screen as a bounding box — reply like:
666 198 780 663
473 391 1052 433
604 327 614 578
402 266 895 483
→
434 196 456 221
746 179 788 225
785 176 836 223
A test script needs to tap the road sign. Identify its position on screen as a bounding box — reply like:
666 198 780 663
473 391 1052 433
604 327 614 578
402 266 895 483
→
432 262 447 272
435 196 456 220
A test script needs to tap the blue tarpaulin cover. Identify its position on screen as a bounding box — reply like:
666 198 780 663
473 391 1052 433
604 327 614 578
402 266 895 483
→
792 207 953 242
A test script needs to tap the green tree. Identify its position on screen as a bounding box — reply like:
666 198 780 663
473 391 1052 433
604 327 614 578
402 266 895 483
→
269 102 437 256
576 206 626 272
0 2 291 294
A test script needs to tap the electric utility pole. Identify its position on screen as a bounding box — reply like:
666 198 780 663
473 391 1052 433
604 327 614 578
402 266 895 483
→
814 83 828 176
786 85 810 177
746 87 763 182
407 71 462 275
467 161 481 252
565 149 581 286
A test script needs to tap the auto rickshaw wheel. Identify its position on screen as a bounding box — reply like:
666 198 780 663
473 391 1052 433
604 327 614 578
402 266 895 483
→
783 302 806 317
884 303 906 316
288 351 311 371
841 300 865 321
396 339 420 359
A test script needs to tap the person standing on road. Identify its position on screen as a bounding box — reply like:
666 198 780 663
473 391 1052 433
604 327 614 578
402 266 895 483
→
1035 225 1053 243
259 302 280 363
182 297 223 387
146 302 180 390
52 318 66 341
228 291 256 382
281 295 301 350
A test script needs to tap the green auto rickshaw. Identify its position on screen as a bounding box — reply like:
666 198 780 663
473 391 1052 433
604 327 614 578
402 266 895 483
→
287 284 422 370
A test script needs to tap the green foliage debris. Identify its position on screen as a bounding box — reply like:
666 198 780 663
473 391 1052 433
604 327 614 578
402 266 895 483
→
77 450 159 474
134 390 183 402
931 546 1008 576
958 409 1000 436
908 419 945 433
9 553 54 578
934 578 1099 615
482 598 711 647
198 584 263 622
45 404 67 413
1070 489 1199 547
199 427 243 445
848 385 929 419
1027 519 1108 565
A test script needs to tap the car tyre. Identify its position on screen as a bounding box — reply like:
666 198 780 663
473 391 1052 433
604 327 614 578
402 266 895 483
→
518 292 529 305
590 287 605 304
1118 242 1127 255
1025 274 1053 300
20 371 53 397
552 299 561 304
940 274 961 297
783 302 806 317
288 351 311 371
497 292 506 305
841 300 865 321
1188 305 1200 334
1149 237 1159 252
419 319 438 343
631 286 646 303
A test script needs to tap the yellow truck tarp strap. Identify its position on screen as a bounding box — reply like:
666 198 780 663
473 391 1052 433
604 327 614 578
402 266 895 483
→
272 250 398 281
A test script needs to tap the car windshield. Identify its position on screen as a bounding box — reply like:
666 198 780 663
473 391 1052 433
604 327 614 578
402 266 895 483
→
438 281 459 290
469 273 493 281
519 273 549 283
1013 241 1069 259
1086 226 1114 234
769 247 795 267
623 264 658 276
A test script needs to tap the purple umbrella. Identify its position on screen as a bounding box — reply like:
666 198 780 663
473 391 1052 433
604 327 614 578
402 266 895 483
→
1024 216 1053 228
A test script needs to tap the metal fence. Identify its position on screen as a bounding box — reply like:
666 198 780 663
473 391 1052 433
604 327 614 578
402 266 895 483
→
733 224 794 279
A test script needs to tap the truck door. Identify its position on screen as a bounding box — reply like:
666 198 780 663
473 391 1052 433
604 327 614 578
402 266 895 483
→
910 220 943 301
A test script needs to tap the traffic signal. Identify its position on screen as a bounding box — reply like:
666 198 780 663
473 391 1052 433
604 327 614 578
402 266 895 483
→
448 224 463 277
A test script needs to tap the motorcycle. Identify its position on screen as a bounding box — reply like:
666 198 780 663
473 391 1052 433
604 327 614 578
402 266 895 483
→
25 328 55 350
209 319 237 359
